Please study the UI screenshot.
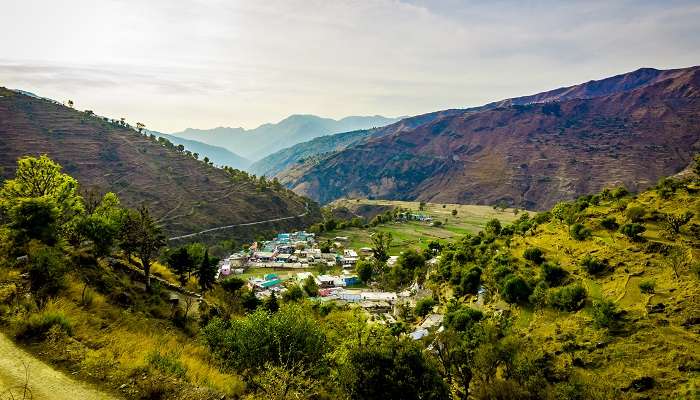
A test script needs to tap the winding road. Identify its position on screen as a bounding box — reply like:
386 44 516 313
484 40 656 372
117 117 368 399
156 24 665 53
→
168 203 311 241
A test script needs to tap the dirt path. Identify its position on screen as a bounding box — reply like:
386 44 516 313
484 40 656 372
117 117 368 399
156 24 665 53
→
0 333 121 400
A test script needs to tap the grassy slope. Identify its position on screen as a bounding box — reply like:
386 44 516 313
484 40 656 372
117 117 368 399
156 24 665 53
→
320 199 522 253
497 188 700 397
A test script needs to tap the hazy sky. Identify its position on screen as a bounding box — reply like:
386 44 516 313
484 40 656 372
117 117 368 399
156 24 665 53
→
1 0 699 132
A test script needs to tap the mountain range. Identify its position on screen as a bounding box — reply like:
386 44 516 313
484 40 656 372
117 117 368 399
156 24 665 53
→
0 88 319 238
171 114 402 161
278 66 700 209
148 130 252 170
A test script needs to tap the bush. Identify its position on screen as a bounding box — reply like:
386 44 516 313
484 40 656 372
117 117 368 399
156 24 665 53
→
591 299 620 329
625 206 646 223
529 281 549 308
600 216 619 230
501 275 532 304
620 223 646 241
523 247 544 265
455 266 482 296
541 262 568 286
27 245 67 302
283 285 304 302
569 223 592 241
548 284 587 311
580 255 607 275
533 211 552 224
16 311 73 340
639 280 655 294
414 297 436 317
220 277 245 292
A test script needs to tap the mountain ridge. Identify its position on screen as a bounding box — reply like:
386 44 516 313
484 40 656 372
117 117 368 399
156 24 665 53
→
280 65 700 209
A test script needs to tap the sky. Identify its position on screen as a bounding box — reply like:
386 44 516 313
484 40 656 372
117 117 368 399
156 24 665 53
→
1 0 699 132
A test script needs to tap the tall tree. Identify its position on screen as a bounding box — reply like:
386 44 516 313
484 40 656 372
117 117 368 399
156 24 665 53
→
371 232 393 262
168 247 193 286
125 206 165 291
197 249 217 292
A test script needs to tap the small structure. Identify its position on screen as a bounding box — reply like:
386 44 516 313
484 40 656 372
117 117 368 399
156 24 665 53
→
409 328 429 340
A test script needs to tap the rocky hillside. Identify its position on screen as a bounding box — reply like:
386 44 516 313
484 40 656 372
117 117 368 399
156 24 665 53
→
0 88 319 238
280 66 700 209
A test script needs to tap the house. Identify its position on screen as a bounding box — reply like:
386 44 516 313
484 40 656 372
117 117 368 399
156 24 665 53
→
344 249 358 258
359 247 373 255
409 328 429 340
318 275 337 288
420 314 444 330
360 291 397 301
254 252 275 262
275 253 292 263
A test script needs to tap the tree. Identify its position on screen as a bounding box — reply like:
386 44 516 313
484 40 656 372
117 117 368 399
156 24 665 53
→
371 232 393 262
203 156 210 164
523 247 544 264
126 206 166 291
167 247 193 286
485 218 502 236
356 259 374 283
500 275 531 304
265 292 280 312
136 122 145 133
197 249 217 292
8 197 60 246
283 285 304 302
176 144 185 152
67 100 74 108
302 276 319 297
663 211 693 236
27 244 67 304
452 209 458 217
591 299 620 329
624 205 646 223
0 155 83 222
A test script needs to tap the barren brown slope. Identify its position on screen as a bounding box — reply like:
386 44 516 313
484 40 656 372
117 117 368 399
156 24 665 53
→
283 66 700 209
0 88 319 238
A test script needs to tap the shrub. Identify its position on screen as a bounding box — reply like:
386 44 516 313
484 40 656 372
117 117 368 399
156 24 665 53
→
220 277 245 292
523 247 544 265
624 206 646 223
529 281 549 308
620 223 646 241
27 245 67 302
569 223 592 241
580 255 607 275
414 297 436 317
541 262 568 286
455 266 482 296
600 216 619 230
639 280 655 294
548 284 587 311
591 299 620 329
501 275 532 304
16 311 73 340
283 285 304 302
533 211 552 224
485 218 502 235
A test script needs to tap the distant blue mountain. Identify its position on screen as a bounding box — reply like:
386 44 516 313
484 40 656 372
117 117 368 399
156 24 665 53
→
148 130 251 170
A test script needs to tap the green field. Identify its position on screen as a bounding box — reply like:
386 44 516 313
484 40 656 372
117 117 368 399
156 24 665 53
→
320 199 524 255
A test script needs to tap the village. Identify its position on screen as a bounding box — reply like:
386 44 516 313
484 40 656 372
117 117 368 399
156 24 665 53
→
216 230 444 339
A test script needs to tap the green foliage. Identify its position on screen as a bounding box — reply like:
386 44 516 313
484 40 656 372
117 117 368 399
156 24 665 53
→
523 247 544 264
625 205 646 223
548 284 587 311
283 285 304 302
196 249 217 292
501 275 531 304
8 197 61 246
580 255 607 275
455 266 482 296
533 211 552 224
167 247 194 286
414 297 436 317
0 155 83 221
600 216 619 230
485 218 502 236
355 259 374 283
569 223 592 241
663 211 693 235
122 206 166 291
371 231 393 262
16 311 73 340
541 262 568 286
147 350 187 378
529 281 549 308
620 223 646 241
337 333 448 400
303 275 319 297
202 305 327 372
221 277 245 293
591 299 620 329
444 306 483 331
27 244 67 302
638 280 655 294
389 249 426 287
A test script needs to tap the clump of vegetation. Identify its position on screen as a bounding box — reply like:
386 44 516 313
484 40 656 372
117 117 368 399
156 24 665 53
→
523 247 545 264
620 223 646 241
15 308 73 340
600 216 619 230
548 284 587 311
591 299 621 329
501 275 532 304
639 280 656 294
541 262 568 286
570 223 592 241
580 255 608 275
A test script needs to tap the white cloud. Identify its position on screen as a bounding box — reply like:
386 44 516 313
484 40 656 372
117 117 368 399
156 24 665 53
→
1 0 698 132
